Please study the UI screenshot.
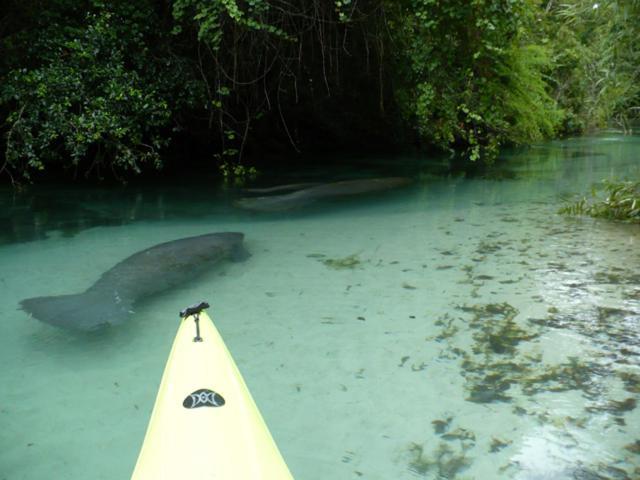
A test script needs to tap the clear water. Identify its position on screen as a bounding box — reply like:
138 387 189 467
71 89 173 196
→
1 134 639 480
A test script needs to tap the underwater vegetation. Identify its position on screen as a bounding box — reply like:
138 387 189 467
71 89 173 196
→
406 442 471 479
519 357 606 398
440 428 476 443
625 440 640 455
618 372 640 394
399 195 640 478
437 302 638 413
475 240 507 256
528 306 640 363
489 437 511 453
461 302 538 356
585 397 637 414
432 314 459 342
559 180 640 223
427 295 640 478
424 300 639 479
317 254 362 270
593 270 640 285
431 417 452 435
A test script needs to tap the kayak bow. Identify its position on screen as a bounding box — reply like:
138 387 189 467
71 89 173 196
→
131 303 293 479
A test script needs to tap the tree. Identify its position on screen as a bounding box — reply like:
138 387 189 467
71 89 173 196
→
544 0 640 133
0 0 201 183
387 0 561 163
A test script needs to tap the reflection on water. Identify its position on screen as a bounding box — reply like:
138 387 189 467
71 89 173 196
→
0 186 241 245
0 133 639 480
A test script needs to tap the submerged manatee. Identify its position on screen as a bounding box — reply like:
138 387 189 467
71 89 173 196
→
236 177 411 212
242 182 322 194
20 232 248 331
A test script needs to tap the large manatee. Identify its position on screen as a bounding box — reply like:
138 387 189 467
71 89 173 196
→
236 177 411 212
20 232 248 331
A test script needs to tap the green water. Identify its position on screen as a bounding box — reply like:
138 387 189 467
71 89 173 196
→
1 134 639 479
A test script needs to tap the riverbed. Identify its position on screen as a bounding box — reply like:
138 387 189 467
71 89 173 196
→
1 133 639 479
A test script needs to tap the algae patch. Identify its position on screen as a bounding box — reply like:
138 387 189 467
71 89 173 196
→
406 442 472 478
321 254 361 269
625 440 640 455
489 437 512 453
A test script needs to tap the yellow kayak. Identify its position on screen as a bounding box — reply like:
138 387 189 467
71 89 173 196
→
131 302 294 479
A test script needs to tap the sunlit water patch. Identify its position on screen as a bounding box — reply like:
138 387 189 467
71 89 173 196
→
1 134 639 479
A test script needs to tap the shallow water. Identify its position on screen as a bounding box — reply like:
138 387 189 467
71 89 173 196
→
1 134 639 479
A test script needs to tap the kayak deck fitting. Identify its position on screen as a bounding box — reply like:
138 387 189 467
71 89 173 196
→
131 302 293 479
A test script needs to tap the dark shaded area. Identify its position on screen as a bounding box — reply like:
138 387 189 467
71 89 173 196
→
4 1 637 184
0 184 234 245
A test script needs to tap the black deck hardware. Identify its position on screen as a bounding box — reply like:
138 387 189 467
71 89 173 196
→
183 388 225 409
179 301 210 318
179 301 210 342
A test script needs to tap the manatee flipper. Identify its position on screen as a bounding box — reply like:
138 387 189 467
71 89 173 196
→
20 290 132 330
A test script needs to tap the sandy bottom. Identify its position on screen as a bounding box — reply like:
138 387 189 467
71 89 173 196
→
1 137 640 479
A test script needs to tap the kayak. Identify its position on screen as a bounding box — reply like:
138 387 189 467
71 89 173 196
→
131 303 294 479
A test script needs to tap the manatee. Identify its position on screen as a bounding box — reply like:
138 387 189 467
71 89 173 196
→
242 182 322 194
20 232 248 331
236 177 411 212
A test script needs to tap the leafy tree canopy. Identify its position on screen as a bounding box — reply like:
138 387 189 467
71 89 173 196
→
0 0 637 182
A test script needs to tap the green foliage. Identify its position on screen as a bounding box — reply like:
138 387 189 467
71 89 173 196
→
0 0 201 181
218 160 258 186
497 44 562 144
544 1 640 133
172 0 291 46
559 180 640 223
388 0 561 164
1 0 638 183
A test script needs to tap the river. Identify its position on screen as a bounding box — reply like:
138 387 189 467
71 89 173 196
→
1 133 639 479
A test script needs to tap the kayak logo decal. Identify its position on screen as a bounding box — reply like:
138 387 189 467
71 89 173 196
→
183 388 226 409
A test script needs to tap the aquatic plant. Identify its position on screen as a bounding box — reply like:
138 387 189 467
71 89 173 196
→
489 437 512 453
570 463 635 480
411 362 428 372
459 302 539 356
586 398 637 415
474 274 495 281
459 302 518 321
435 296 638 477
406 442 471 479
447 303 538 403
321 254 361 270
625 440 640 455
432 314 459 342
441 428 476 443
452 302 623 405
618 372 640 394
475 241 504 255
472 317 538 356
407 443 432 476
520 357 603 398
529 307 640 355
559 180 640 223
464 368 517 404
431 417 452 434
594 270 640 285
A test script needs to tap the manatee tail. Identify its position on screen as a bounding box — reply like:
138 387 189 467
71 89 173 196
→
20 291 132 331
